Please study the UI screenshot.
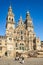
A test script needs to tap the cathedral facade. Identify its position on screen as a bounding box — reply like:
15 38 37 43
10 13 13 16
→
0 6 42 58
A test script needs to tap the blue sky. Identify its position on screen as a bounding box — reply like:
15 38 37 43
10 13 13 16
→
0 0 43 41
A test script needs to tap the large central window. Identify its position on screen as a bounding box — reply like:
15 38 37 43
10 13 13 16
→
19 43 24 50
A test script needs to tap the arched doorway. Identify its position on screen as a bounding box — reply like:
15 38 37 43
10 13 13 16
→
5 51 7 56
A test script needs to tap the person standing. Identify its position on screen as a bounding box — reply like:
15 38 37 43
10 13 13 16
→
21 57 24 64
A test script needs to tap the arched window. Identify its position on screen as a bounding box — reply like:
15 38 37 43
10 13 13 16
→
9 18 11 20
21 36 23 40
21 31 23 34
12 18 13 21
9 38 12 41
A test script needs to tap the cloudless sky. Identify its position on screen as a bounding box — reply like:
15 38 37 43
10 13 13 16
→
0 0 43 41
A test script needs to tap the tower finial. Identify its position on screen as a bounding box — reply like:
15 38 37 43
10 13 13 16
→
20 16 22 21
9 5 12 9
27 11 29 14
9 0 12 10
26 11 29 15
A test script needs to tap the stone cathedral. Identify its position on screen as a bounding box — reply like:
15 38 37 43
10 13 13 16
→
0 5 43 58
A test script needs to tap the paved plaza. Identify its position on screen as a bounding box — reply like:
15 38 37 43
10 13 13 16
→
0 58 43 65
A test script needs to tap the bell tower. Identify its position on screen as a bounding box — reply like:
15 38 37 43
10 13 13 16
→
24 11 34 50
6 5 15 58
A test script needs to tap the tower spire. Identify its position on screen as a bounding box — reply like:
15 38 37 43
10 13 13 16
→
18 16 23 25
20 16 22 22
24 11 33 31
8 0 12 14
